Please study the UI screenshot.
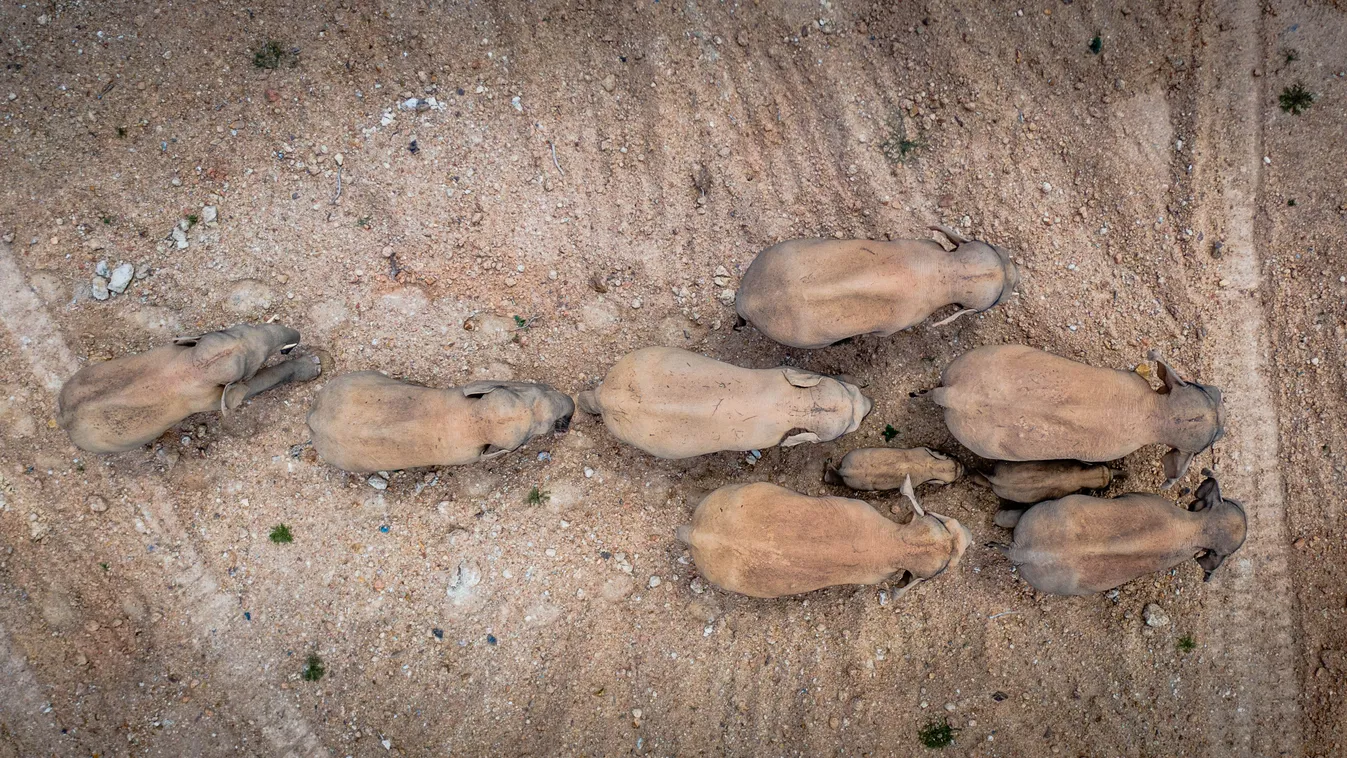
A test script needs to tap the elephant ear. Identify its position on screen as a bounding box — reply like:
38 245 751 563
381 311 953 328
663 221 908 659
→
1161 448 1195 489
462 381 510 398
782 368 823 388
479 444 514 460
1154 358 1190 395
173 335 202 347
781 431 820 447
221 382 250 411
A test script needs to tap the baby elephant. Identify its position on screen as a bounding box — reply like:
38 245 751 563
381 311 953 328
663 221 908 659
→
971 460 1122 504
577 346 871 459
734 226 1019 349
58 324 320 453
824 447 963 490
307 371 575 472
677 481 971 598
930 345 1224 488
993 473 1246 595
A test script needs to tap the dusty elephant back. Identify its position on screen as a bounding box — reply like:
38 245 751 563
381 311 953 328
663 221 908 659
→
58 346 214 453
935 345 1160 462
308 372 471 471
680 483 910 598
1007 493 1205 595
588 347 868 458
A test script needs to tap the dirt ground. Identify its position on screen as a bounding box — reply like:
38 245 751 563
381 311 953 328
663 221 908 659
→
1 0 1343 755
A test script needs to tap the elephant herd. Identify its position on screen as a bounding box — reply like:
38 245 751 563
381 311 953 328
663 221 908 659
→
56 226 1245 601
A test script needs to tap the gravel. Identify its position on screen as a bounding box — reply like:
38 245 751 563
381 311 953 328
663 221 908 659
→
107 263 134 294
1143 603 1171 628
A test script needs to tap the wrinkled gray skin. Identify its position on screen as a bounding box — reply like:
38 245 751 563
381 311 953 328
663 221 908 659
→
994 474 1246 595
972 460 1121 505
58 324 319 453
735 226 1019 349
824 447 963 490
931 345 1224 488
307 371 575 472
577 346 871 459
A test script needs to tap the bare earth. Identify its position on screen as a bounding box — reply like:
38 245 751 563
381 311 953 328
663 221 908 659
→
1 1 1343 756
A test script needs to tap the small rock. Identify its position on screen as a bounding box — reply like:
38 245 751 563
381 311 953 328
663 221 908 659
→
1143 603 1170 628
718 289 736 306
334 153 344 167
584 467 594 478
171 226 188 249
712 266 731 287
367 475 388 491
95 260 110 278
1041 182 1053 193
648 575 661 589
87 495 109 513
107 263 134 294
91 276 110 301
201 206 218 225
600 74 617 93
630 298 643 309
736 29 749 46
511 96 523 112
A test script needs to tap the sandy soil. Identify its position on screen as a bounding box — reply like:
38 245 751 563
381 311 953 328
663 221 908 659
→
1 0 1343 755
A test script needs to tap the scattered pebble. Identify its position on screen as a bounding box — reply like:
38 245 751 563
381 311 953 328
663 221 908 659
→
600 74 617 93
712 266 731 287
87 495 109 513
630 298 643 309
368 475 388 490
511 96 523 112
201 205 218 225
171 226 188 249
718 289 735 306
107 263 134 294
95 260 110 278
1143 603 1170 628
91 276 110 301
648 575 661 589
584 467 594 478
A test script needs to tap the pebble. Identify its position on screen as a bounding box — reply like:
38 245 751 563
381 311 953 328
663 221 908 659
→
584 467 594 478
201 206 218 225
368 475 388 490
1041 182 1052 193
87 495 109 513
334 153 344 167
95 260 110 278
718 289 735 306
107 263 134 294
511 96 523 112
712 266 731 287
630 298 643 309
600 74 617 93
1143 603 1170 628
648 575 661 589
171 226 188 249
91 276 110 300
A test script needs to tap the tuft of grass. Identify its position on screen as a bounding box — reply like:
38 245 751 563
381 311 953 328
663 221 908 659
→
1088 35 1103 55
100 214 115 225
269 524 294 544
301 653 325 681
252 40 296 70
1283 48 1299 64
1288 198 1297 207
1279 82 1314 115
918 718 958 749
99 562 110 572
1177 635 1197 653
355 216 372 228
186 214 200 227
115 126 128 138
882 424 899 442
526 486 550 506
881 112 923 163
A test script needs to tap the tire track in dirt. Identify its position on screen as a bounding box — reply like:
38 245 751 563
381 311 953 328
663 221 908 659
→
1189 2 1303 754
0 241 330 758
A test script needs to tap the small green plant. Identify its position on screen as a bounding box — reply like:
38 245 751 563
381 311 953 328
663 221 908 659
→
1088 35 1103 55
513 315 529 329
1284 48 1299 64
1279 82 1314 115
301 653 325 681
186 214 200 227
882 424 899 442
100 214 115 225
355 216 372 228
252 40 295 70
881 112 923 163
115 126 128 138
1177 635 1197 653
918 718 957 748
526 486 550 505
1287 199 1297 207
269 524 294 544
99 562 110 572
